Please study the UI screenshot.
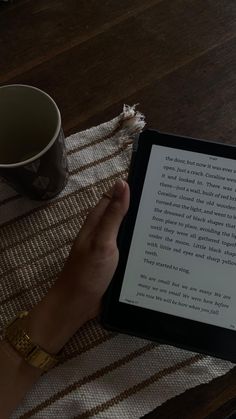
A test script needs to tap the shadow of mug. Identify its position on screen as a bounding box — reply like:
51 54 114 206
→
0 84 68 200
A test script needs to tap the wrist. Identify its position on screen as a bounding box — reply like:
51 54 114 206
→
24 282 92 354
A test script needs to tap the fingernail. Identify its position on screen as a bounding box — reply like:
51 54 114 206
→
113 179 125 199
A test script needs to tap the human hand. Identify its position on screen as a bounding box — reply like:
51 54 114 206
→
60 178 130 319
26 179 130 353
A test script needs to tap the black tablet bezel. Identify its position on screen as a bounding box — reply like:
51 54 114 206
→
102 129 236 362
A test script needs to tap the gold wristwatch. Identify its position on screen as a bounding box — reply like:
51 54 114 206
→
4 311 59 372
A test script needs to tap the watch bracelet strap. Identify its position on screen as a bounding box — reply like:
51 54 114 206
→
5 314 59 372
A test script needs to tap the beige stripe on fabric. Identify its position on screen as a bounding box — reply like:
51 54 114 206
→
111 354 234 419
66 123 122 155
61 332 116 365
74 355 204 419
61 319 112 363
69 144 130 176
19 343 156 419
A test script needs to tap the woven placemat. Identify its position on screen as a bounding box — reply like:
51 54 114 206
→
0 106 234 419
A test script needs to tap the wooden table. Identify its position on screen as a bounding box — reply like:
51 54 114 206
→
1 1 236 418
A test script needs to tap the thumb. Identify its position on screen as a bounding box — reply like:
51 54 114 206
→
96 180 130 243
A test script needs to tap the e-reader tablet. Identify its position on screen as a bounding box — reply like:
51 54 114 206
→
102 129 236 362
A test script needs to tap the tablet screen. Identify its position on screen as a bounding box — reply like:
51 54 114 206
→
119 144 236 331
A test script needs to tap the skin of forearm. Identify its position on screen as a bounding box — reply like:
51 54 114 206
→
0 340 42 419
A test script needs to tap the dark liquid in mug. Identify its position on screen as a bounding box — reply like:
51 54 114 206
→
0 115 55 164
0 86 58 165
0 144 42 165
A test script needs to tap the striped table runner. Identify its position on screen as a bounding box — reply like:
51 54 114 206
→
0 106 234 418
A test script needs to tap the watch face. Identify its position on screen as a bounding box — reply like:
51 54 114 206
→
27 349 58 371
